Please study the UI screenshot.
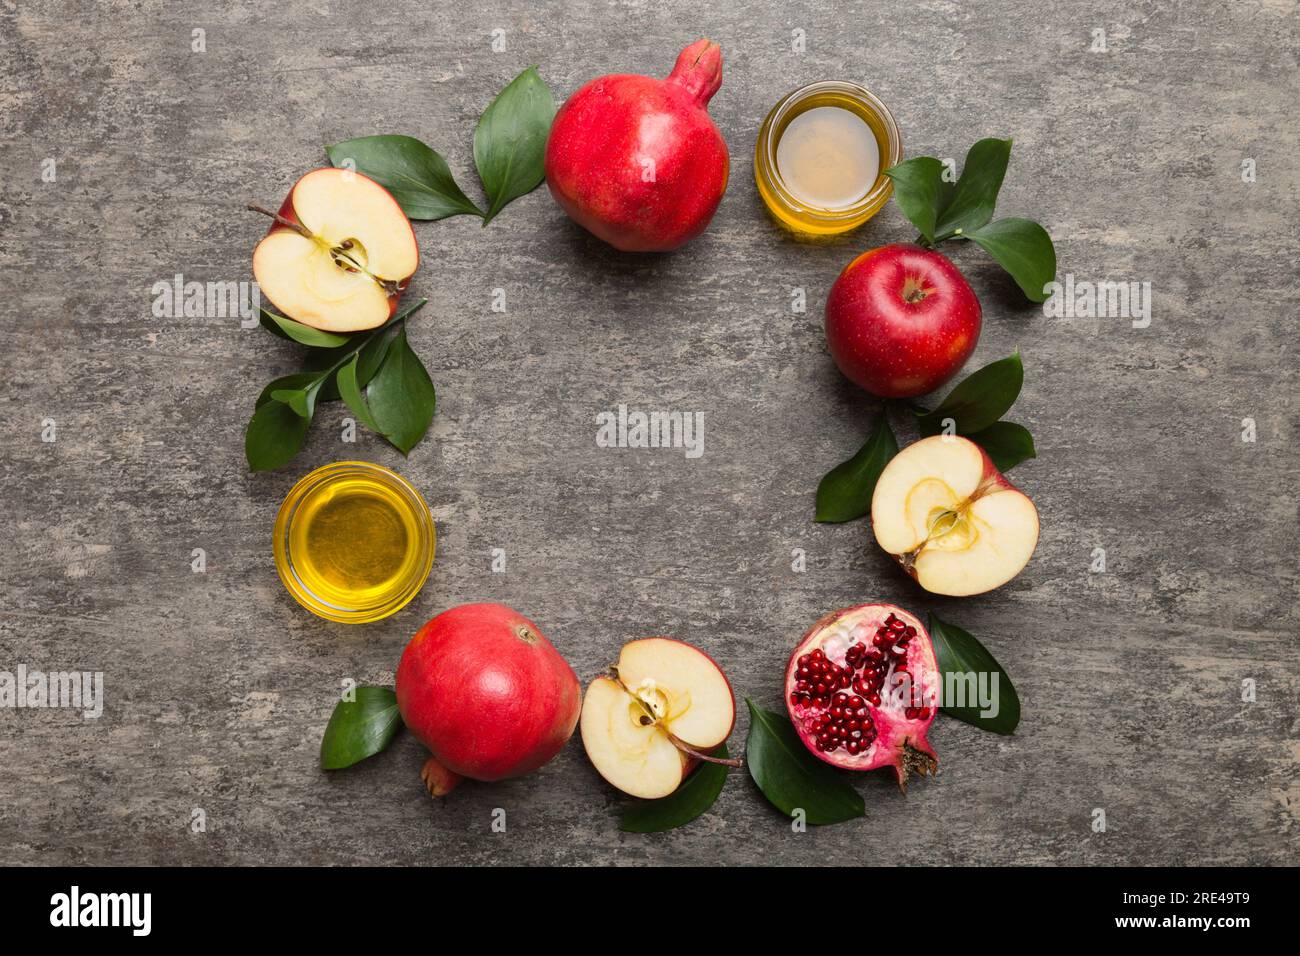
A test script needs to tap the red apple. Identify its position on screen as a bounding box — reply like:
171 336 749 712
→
252 167 418 333
544 39 730 252
824 243 981 398
395 603 581 795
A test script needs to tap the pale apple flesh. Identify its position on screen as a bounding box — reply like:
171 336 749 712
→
581 676 689 799
580 638 735 799
252 168 418 333
871 435 1039 596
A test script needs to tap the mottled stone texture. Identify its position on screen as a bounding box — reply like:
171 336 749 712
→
0 0 1296 866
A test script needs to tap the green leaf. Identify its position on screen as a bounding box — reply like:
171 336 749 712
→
883 156 949 244
270 382 321 419
301 350 343 403
243 299 430 471
744 699 864 825
356 323 402 385
336 353 382 433
245 398 311 472
934 137 1012 240
327 135 483 220
815 416 899 523
256 372 323 410
917 353 1024 436
928 613 1020 735
619 744 731 833
259 309 352 348
320 686 403 770
365 326 436 454
964 217 1057 302
966 420 1036 472
473 67 556 223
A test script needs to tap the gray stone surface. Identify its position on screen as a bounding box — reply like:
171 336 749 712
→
1 0 1296 866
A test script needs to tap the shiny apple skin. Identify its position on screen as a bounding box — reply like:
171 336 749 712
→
543 39 729 252
824 243 982 398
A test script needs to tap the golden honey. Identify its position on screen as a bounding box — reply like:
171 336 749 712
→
273 461 434 623
755 81 902 237
776 106 881 210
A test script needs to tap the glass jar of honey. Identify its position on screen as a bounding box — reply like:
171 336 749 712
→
754 81 903 237
273 461 435 624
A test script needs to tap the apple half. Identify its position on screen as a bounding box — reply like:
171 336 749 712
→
251 168 418 333
871 435 1039 596
580 638 737 799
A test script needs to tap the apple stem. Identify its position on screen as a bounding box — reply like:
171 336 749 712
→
246 203 314 240
665 730 744 768
247 202 402 297
606 667 743 769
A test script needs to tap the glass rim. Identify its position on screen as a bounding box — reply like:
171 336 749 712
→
756 80 903 224
273 460 435 624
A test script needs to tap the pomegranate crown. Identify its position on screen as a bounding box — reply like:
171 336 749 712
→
668 38 723 104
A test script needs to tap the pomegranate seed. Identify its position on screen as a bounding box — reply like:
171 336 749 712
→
868 692 881 706
905 707 918 720
810 649 825 661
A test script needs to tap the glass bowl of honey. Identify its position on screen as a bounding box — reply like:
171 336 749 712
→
754 80 903 237
273 461 435 624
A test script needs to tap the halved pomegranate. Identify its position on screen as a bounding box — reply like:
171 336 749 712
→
785 604 939 791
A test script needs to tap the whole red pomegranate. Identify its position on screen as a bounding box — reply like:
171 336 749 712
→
544 38 730 252
396 603 581 795
785 604 939 790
